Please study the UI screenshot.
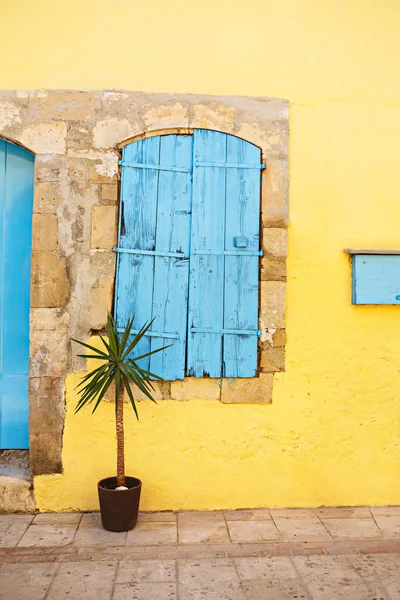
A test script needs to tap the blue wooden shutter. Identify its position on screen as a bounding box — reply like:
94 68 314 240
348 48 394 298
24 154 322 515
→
187 130 262 378
0 140 34 448
115 135 192 380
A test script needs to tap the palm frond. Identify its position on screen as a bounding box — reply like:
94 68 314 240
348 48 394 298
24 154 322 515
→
73 313 170 418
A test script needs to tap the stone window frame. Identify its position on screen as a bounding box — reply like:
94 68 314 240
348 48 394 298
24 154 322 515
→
0 91 288 476
116 127 286 395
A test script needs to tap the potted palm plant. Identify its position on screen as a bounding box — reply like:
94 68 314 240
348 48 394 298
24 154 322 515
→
72 313 169 532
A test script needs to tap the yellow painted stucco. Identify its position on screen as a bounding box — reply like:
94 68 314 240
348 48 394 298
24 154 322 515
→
2 0 400 510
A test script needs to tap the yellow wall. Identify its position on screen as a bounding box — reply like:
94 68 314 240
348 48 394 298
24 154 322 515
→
2 0 400 510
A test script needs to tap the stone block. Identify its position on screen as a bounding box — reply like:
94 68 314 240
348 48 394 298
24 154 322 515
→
261 257 287 281
19 122 67 155
31 251 70 308
101 184 119 203
170 378 221 400
143 102 189 131
260 281 286 328
91 205 118 249
29 377 65 435
89 163 118 183
191 102 235 132
105 380 166 403
93 117 135 149
262 210 289 228
34 181 62 214
262 228 288 258
32 214 58 251
260 347 285 372
29 432 63 475
0 477 35 513
31 91 100 121
30 308 70 330
35 155 66 183
0 100 21 132
261 158 288 215
29 328 70 377
221 373 273 404
272 328 286 347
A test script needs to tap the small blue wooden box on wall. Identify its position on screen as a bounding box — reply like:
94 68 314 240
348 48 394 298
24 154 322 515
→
345 249 400 305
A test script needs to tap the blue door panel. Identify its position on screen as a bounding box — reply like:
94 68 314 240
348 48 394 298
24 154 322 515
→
0 140 34 449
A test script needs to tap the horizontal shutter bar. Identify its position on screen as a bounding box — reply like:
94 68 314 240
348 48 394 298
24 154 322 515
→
114 247 188 259
194 161 265 170
117 327 180 340
191 327 261 337
192 250 263 257
119 160 190 173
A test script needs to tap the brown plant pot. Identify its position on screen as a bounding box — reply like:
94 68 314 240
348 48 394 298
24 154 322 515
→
98 476 142 532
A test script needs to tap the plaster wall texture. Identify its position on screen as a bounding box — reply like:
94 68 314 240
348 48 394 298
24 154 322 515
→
0 0 399 511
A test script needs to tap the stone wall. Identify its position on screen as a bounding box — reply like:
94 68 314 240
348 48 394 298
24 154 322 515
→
0 91 289 476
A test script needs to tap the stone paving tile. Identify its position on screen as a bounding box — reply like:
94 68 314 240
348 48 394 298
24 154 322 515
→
113 582 177 600
0 514 33 526
315 507 372 519
0 514 34 547
269 508 317 519
75 513 127 546
178 511 230 544
116 559 176 583
0 516 33 548
350 553 400 582
373 516 400 539
272 517 331 542
46 561 116 599
177 558 243 599
371 507 400 518
178 582 244 600
235 556 297 580
241 579 309 600
0 562 58 600
17 523 78 548
293 555 388 599
224 509 272 521
178 558 239 587
127 522 177 546
227 520 281 543
33 513 82 524
321 517 382 540
138 512 176 523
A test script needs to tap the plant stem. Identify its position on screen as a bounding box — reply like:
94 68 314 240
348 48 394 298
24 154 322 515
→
116 378 125 487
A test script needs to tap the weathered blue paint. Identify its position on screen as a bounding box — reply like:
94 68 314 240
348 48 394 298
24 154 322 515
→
116 130 262 380
0 140 34 449
188 130 227 377
187 130 262 378
148 134 192 380
223 134 260 377
115 134 192 380
352 254 400 305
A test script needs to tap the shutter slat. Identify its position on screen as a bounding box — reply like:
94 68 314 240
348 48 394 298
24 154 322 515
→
223 136 260 377
116 137 161 373
188 130 227 377
149 135 192 380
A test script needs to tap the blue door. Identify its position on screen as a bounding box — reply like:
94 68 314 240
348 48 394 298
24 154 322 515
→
0 140 34 449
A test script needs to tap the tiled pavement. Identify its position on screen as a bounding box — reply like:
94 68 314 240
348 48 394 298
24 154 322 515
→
1 507 400 598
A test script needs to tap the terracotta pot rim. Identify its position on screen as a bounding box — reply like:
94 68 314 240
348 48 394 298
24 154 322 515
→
98 476 142 491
